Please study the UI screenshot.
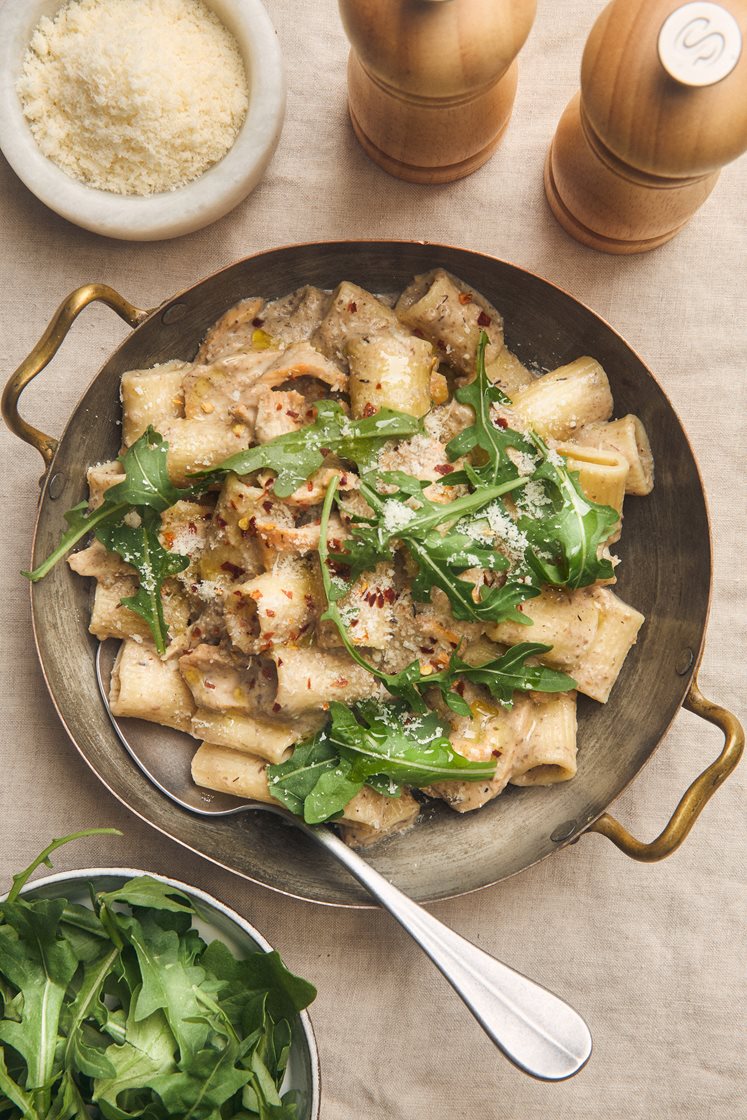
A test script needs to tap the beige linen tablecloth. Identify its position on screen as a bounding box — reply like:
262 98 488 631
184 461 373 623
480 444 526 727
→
1 1 745 1116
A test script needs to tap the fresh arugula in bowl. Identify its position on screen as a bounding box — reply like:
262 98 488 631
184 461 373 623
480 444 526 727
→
0 831 316 1119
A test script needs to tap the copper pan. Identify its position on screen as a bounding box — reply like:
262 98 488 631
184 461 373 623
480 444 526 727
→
3 241 742 906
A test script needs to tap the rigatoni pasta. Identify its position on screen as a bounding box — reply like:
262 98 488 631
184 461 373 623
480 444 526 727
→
52 269 654 846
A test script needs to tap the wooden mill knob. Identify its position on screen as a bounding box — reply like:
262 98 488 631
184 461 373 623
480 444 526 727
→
339 0 536 183
545 0 747 253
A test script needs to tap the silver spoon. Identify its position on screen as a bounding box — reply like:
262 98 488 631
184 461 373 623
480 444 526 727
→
96 641 592 1081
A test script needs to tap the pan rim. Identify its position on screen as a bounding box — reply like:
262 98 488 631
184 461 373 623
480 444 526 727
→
27 239 713 907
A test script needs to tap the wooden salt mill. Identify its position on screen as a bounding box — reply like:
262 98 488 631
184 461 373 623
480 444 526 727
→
545 0 747 253
338 0 536 183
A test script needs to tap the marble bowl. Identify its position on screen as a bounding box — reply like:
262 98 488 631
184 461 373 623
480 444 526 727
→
0 0 286 240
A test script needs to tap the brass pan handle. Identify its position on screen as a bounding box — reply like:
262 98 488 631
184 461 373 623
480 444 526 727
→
587 678 744 861
1 284 150 467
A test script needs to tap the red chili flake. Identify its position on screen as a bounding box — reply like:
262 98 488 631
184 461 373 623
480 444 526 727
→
458 293 473 305
307 480 314 492
477 311 491 327
362 403 376 418
496 416 508 429
221 561 244 578
252 317 265 327
376 592 385 608
187 521 197 534
190 583 199 593
307 678 312 690
215 516 227 528
265 608 276 618
234 589 242 597
492 749 501 758
349 618 359 627
434 463 454 476
334 678 349 687
287 409 299 419
276 657 283 667
347 301 357 313
264 631 275 640
262 501 273 513
204 680 216 690
375 382 382 390
449 640 458 649
419 646 435 654
455 681 466 696
192 626 202 638
162 531 175 549
517 604 524 612
282 589 294 599
275 402 283 411
272 702 281 713
383 587 396 603
340 474 348 486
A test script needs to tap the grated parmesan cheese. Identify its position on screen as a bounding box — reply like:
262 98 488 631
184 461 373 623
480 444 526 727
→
381 500 417 533
17 0 249 195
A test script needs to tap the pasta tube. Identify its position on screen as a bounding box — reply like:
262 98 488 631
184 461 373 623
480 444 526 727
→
510 357 613 441
110 640 196 733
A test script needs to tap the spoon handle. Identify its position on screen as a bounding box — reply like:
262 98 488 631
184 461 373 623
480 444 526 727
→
308 824 592 1081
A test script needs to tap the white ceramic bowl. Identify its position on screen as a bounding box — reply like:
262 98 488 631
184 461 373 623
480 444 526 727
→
4 867 321 1117
0 0 286 240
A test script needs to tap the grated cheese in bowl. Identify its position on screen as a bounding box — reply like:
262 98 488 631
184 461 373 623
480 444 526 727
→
17 0 250 196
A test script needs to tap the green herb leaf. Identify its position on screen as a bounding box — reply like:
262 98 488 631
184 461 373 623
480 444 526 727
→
96 508 189 654
446 643 577 704
199 943 316 1024
105 427 184 512
519 434 619 589
268 700 496 825
329 700 496 786
194 401 423 498
446 333 536 485
24 428 184 583
6 829 122 903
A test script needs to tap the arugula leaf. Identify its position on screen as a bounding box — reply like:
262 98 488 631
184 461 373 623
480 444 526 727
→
445 333 536 485
96 507 189 654
444 643 576 704
24 428 183 583
193 400 423 498
93 1005 177 1110
336 472 534 626
264 736 342 819
268 701 496 825
97 877 195 915
519 434 619 589
0 898 79 1113
199 943 316 1024
0 1047 35 1115
99 908 210 1061
6 829 121 903
104 428 184 512
330 700 496 784
146 1042 254 1119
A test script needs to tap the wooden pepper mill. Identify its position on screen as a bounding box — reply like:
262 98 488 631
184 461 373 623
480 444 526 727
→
545 0 747 253
338 0 536 184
